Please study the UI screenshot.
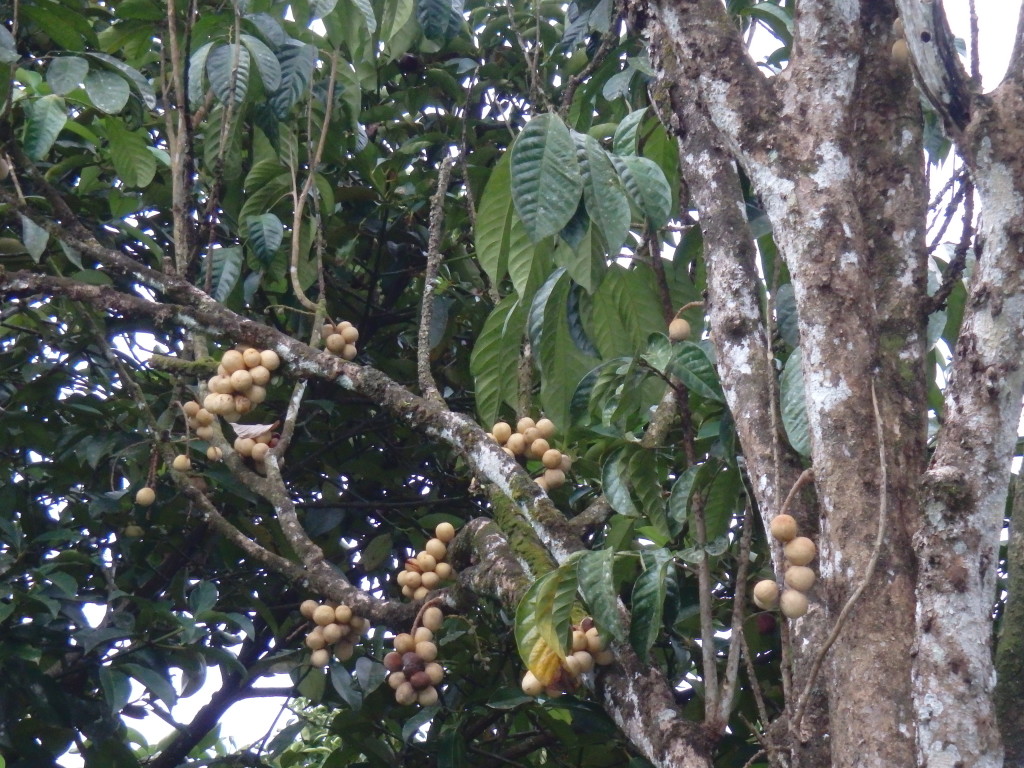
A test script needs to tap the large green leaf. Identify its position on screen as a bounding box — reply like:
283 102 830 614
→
207 43 251 106
573 131 630 255
270 43 317 116
470 296 524 426
629 549 672 661
775 283 800 348
665 342 725 403
781 347 811 456
602 446 639 517
23 95 67 161
240 34 282 92
83 52 157 109
612 108 647 156
416 0 463 41
552 226 605 294
104 119 156 188
46 56 89 96
474 152 514 287
507 214 551 299
510 113 583 243
210 245 244 304
577 549 626 642
528 269 600 428
613 155 673 228
247 213 284 267
84 71 130 114
515 564 578 668
188 42 215 106
588 264 666 359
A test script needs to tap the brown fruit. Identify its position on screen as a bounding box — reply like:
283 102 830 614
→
516 417 536 434
334 641 355 661
404 570 422 589
326 333 346 354
171 454 191 472
183 401 201 417
505 433 527 455
394 633 416 653
535 418 555 439
543 468 566 488
571 630 587 652
784 537 817 566
242 348 262 368
135 486 156 506
250 443 270 462
196 425 215 441
784 565 816 592
593 649 615 666
387 671 407 689
434 562 453 580
416 686 439 706
305 628 326 650
310 649 330 667
415 641 438 662
409 670 432 690
312 605 336 626
401 652 425 675
752 579 780 610
384 652 404 672
341 344 358 361
334 604 352 624
413 627 434 643
416 552 437 571
780 589 809 619
395 682 417 705
420 572 440 590
891 38 910 66
299 599 319 619
341 325 359 344
195 408 214 426
123 525 144 537
424 661 444 685
585 627 606 653
322 623 345 644
234 437 256 457
233 395 253 415
668 317 691 342
206 446 223 462
522 427 541 445
492 422 512 444
770 514 798 542
528 438 550 458
249 365 271 386
435 522 456 543
572 650 595 673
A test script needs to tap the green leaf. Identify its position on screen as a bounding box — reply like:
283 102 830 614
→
589 264 665 359
665 342 724 402
188 42 215 106
311 0 339 18
355 657 387 694
602 447 638 517
47 56 89 95
552 225 605 294
577 549 625 641
703 465 741 542
98 668 131 716
346 0 378 33
629 549 672 661
614 155 673 228
667 466 699 536
507 214 551 298
21 215 49 262
240 34 282 92
612 108 647 156
188 581 218 614
417 0 463 41
121 663 177 709
104 119 156 188
775 283 800 348
528 269 600 428
83 52 157 109
247 213 284 267
474 152 513 287
780 347 811 456
330 665 363 710
470 295 524 426
84 71 130 114
207 43 251 106
23 95 67 161
270 43 317 116
515 565 578 668
573 131 630 255
510 113 583 243
0 26 18 63
210 245 244 304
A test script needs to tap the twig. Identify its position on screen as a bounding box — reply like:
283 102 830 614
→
417 156 455 402
928 177 974 313
289 51 338 311
791 380 888 729
777 469 814 520
968 0 980 86
692 488 720 720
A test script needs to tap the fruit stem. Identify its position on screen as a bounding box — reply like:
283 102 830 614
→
674 300 705 319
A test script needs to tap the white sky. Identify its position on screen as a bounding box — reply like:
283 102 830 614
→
56 2 1020 765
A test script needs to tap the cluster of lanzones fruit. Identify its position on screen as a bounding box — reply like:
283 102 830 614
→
397 522 457 600
384 605 445 706
300 600 371 666
753 514 817 619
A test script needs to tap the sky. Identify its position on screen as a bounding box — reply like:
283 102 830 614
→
56 1 1022 765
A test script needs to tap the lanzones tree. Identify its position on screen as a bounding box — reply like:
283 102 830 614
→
1 0 1022 766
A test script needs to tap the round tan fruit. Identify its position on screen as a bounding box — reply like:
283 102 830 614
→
341 326 359 344
784 537 817 566
221 350 245 374
752 579 780 610
784 565 816 592
416 552 437 571
542 449 563 469
209 374 233 394
891 38 910 66
770 514 798 542
334 604 352 624
425 661 444 685
422 606 443 631
573 650 595 673
172 454 191 472
248 364 271 387
260 349 281 371
0 157 9 181
434 562 453 580
313 605 336 626
421 572 440 590
310 649 330 667
248 385 267 405
572 630 587 652
593 649 615 666
893 17 905 38
521 670 544 696
414 627 434 644
326 333 346 354
522 427 541 445
334 642 355 661
233 395 253 415
387 671 406 689
404 571 422 589
505 433 526 455
340 344 356 360
206 446 223 462
234 437 256 457
516 417 535 434
559 454 572 472
395 682 418 705
183 400 200 417
435 522 456 543
240 348 260 368
585 627 606 653
669 317 691 342
415 641 438 662
196 408 214 426
563 654 582 677
196 425 215 441
305 628 326 650
394 633 416 653
135 486 156 506
300 599 319 619
492 422 512 444
424 538 447 560
780 589 809 619
417 686 439 706
528 438 550 459
535 418 555 439
543 468 565 488
250 443 270 462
